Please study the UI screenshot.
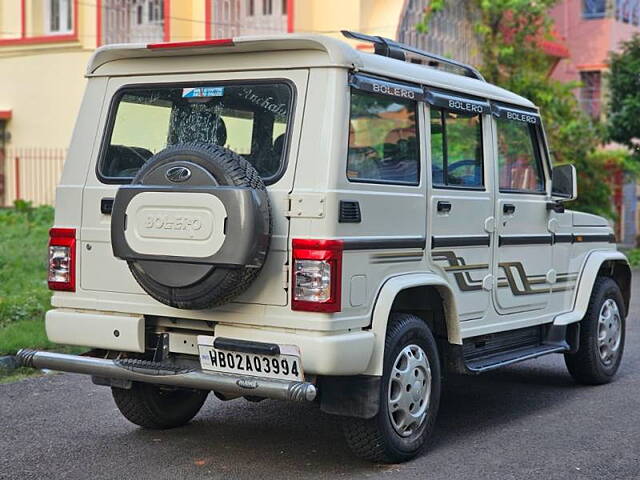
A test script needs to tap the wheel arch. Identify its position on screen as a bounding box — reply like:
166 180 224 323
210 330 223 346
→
554 250 631 325
362 273 459 376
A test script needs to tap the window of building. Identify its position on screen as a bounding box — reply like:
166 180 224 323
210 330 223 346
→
583 0 606 18
263 0 273 15
430 108 483 188
615 0 640 24
47 0 73 34
248 0 255 16
282 0 287 14
496 119 545 193
347 90 419 185
579 70 602 118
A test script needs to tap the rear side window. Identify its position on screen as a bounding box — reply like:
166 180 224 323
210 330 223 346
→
99 82 293 183
496 118 545 193
347 89 419 185
430 108 483 188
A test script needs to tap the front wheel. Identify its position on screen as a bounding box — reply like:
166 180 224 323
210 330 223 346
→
565 277 626 385
112 382 209 429
343 313 441 463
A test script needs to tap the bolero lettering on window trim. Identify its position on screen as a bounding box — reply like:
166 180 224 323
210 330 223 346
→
349 74 424 101
424 89 490 115
491 103 540 124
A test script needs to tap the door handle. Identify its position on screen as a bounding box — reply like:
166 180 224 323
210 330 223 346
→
503 204 516 215
437 201 452 213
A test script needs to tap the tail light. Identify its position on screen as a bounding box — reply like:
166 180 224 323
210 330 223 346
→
291 239 342 313
48 228 76 291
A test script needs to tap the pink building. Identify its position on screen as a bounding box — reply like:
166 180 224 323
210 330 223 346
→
550 0 640 118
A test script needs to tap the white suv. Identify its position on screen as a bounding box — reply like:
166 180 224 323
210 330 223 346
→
19 32 631 463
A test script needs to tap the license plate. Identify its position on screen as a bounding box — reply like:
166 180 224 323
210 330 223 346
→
197 336 304 381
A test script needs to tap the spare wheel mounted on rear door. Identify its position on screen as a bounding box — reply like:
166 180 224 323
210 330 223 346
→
110 142 271 310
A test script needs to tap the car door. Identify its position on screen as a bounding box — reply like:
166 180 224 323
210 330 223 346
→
427 90 494 321
491 104 553 315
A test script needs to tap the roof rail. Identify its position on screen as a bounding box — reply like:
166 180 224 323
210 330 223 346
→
341 30 485 82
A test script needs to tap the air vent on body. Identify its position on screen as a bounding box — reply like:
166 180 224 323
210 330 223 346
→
339 201 361 223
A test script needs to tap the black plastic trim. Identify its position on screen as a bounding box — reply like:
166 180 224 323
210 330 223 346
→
349 73 424 101
342 237 426 250
213 337 280 356
499 234 553 246
432 235 490 248
554 233 573 243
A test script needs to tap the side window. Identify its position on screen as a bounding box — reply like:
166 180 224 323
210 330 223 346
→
496 118 545 193
347 89 419 185
430 108 483 188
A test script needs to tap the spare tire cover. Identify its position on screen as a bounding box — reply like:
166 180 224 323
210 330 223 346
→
111 142 271 310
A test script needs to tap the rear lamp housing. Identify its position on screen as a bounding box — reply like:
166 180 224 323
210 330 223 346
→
291 239 343 313
48 228 76 291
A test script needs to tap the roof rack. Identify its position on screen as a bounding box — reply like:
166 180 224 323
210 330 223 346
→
341 30 485 82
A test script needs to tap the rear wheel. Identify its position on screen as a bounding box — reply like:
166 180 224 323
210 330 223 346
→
565 277 626 385
343 313 441 463
112 382 209 429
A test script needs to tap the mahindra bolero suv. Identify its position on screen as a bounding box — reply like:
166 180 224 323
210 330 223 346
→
18 32 631 463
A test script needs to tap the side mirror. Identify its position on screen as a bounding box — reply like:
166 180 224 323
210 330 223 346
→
551 164 577 201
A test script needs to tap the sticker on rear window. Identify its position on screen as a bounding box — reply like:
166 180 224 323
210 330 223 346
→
182 87 225 98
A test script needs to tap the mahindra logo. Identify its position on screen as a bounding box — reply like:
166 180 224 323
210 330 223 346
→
165 166 192 183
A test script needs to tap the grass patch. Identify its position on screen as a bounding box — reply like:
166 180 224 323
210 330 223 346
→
0 202 83 381
0 367 45 384
0 202 54 357
623 248 640 268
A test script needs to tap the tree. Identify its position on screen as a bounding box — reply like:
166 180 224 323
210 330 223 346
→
418 0 615 217
608 34 640 161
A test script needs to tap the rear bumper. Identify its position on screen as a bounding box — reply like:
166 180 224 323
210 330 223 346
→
17 349 317 402
45 309 376 375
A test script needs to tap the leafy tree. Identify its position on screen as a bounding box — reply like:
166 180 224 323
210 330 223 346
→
608 34 640 161
418 0 616 216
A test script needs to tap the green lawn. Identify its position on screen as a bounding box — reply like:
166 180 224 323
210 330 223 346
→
0 202 55 356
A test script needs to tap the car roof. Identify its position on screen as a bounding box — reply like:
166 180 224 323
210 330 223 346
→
87 34 536 110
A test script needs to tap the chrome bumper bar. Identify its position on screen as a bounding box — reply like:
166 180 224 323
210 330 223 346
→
16 349 317 402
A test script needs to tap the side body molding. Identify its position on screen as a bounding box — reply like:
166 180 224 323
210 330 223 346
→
554 250 631 326
363 273 459 376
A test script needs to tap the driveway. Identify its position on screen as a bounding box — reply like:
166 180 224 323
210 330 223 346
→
2 280 639 480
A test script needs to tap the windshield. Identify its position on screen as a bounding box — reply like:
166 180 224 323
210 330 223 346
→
99 82 293 183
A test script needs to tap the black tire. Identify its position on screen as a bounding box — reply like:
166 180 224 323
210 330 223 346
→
343 313 441 463
121 142 271 310
564 277 626 385
112 382 209 429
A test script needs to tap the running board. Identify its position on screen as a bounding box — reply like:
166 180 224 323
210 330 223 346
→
461 325 570 373
465 343 569 372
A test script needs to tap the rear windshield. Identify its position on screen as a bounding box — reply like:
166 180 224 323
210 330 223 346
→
99 82 293 183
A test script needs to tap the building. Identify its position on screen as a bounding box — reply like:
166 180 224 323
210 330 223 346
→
550 0 640 245
0 0 584 209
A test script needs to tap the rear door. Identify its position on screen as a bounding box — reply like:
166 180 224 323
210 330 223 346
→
427 90 494 321
80 69 309 306
491 105 553 314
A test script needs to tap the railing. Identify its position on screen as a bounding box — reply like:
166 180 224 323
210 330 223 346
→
2 148 66 207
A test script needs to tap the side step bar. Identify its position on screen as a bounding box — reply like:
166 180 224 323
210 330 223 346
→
451 324 577 374
465 343 569 373
17 349 317 402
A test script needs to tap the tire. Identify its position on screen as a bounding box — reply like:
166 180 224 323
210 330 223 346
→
114 142 271 310
112 382 209 429
343 313 441 463
564 277 626 385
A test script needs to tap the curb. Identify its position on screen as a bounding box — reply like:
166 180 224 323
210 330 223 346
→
0 355 19 371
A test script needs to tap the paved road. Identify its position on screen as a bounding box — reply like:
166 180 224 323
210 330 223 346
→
2 284 640 480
